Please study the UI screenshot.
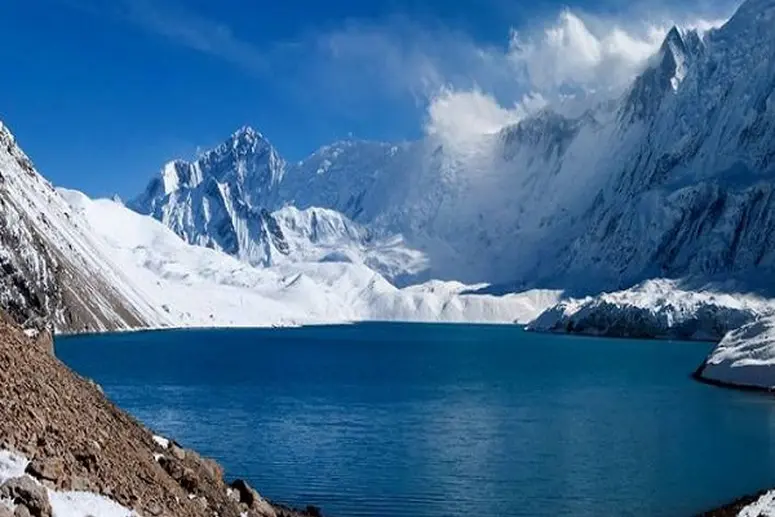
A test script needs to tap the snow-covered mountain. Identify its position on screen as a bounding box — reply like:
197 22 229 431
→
131 0 775 296
556 1 775 291
0 123 161 333
130 129 429 284
132 114 610 284
0 117 561 334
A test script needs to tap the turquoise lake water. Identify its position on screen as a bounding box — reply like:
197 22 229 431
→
56 323 775 516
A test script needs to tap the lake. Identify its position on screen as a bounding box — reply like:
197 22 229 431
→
56 323 775 517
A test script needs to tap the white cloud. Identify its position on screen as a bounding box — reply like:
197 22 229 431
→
506 10 731 111
312 8 732 144
424 88 546 146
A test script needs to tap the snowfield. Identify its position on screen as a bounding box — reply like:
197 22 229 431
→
528 279 774 341
60 189 562 329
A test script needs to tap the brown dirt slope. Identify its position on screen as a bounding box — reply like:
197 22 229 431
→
0 319 320 517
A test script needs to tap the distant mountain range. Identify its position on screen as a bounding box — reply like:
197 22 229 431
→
131 0 775 295
1 0 775 336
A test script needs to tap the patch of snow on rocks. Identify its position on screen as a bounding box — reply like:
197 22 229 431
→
152 435 169 449
0 450 27 483
48 490 137 517
737 489 775 517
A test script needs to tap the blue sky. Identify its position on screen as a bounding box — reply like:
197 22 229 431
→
0 0 737 198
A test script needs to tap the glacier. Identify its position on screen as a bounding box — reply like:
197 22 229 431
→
62 189 562 328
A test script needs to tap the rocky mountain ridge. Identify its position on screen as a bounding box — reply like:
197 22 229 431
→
0 123 162 333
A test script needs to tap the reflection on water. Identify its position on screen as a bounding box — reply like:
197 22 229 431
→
58 324 775 517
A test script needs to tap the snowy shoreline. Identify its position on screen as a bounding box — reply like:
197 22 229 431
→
53 318 534 339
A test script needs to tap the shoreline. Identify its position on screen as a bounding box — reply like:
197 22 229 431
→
53 319 530 339
0 318 325 517
691 360 775 394
695 490 772 516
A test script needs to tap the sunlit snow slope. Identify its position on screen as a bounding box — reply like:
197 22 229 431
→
62 190 561 328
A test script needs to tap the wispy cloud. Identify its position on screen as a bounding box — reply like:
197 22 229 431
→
121 0 268 74
62 0 269 74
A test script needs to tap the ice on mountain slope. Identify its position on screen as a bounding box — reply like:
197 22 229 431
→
271 206 430 286
64 189 562 327
528 279 774 341
0 122 162 332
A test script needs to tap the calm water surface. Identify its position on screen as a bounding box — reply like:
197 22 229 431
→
57 324 775 517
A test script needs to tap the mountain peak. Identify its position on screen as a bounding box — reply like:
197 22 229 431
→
618 25 702 123
230 125 264 144
660 26 687 57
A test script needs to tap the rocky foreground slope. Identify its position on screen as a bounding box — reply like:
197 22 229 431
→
0 316 319 517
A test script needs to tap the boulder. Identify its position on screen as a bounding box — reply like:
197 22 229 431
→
169 444 186 461
25 457 64 486
69 475 95 492
144 501 163 516
0 477 52 517
230 480 277 517
34 330 53 356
